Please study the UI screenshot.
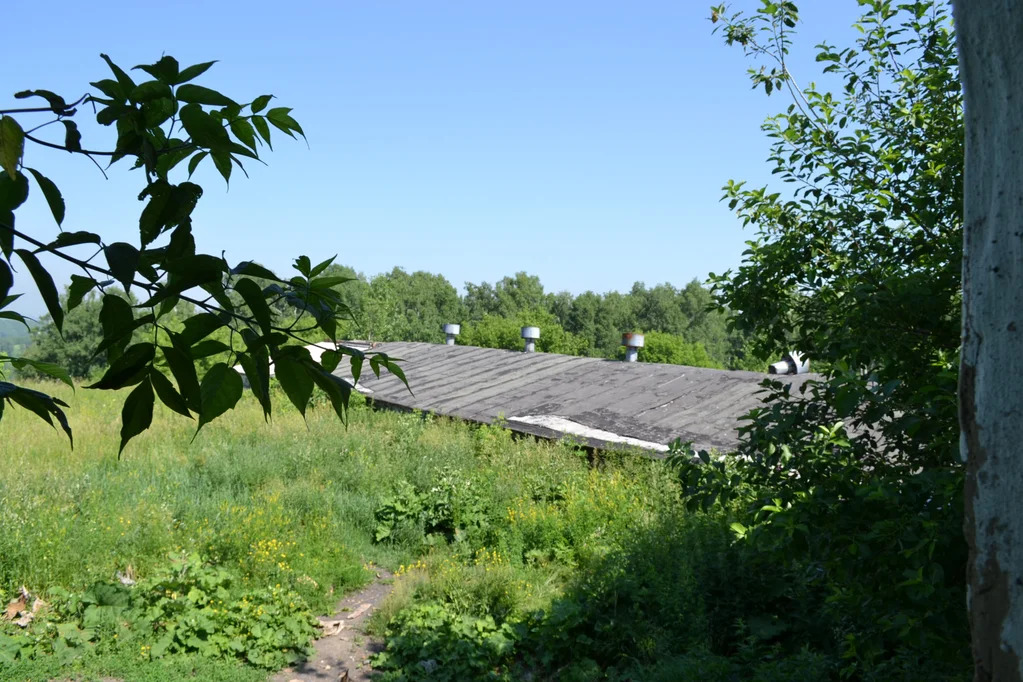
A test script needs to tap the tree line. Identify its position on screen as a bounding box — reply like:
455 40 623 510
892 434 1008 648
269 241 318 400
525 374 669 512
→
322 267 761 369
19 268 764 381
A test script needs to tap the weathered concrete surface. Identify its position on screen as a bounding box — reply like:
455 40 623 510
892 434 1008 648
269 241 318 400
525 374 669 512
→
335 342 814 454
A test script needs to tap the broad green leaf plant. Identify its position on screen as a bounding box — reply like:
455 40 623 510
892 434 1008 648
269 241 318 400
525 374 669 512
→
0 55 407 454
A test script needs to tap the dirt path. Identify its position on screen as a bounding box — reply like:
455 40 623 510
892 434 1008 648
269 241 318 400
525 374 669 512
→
272 567 394 682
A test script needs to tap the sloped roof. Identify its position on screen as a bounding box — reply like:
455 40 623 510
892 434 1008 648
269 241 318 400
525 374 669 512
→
335 341 814 454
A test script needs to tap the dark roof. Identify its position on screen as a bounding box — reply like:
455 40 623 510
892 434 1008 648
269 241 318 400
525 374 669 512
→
335 341 814 454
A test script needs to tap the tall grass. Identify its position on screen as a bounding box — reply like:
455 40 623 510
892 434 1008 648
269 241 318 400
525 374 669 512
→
1 382 530 610
1 380 747 681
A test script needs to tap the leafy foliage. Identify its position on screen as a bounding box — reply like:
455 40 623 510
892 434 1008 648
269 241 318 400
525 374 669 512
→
614 330 721 368
665 1 969 678
0 54 405 452
0 553 319 670
709 0 962 470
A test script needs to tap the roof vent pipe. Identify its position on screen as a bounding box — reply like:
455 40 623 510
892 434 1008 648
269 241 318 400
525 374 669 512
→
521 326 540 353
768 351 810 375
622 332 645 362
443 323 460 346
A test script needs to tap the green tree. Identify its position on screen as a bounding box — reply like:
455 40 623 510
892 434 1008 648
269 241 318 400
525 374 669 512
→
364 268 463 343
676 1 968 676
0 319 31 357
461 308 585 355
710 0 962 466
25 290 110 379
0 55 404 453
464 271 548 320
630 282 690 337
616 331 720 369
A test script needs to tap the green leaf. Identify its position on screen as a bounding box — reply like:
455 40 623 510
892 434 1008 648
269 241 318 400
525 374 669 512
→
150 369 192 418
1 382 73 447
251 116 272 149
229 118 257 152
0 171 28 218
178 312 226 346
1 198 21 257
0 116 25 178
138 181 203 246
210 149 231 184
220 103 242 121
233 277 273 334
308 364 352 425
89 78 125 101
178 104 230 150
100 54 137 97
140 255 224 306
141 97 178 128
10 357 73 389
61 121 82 153
309 275 355 289
250 95 273 113
98 294 134 361
14 89 70 114
190 339 230 359
377 355 410 393
162 343 200 411
273 350 313 417
349 353 364 385
175 60 217 85
25 168 65 226
15 249 62 334
196 362 242 433
187 151 207 178
37 231 102 253
104 242 139 293
231 260 279 281
309 255 336 278
86 343 155 390
0 259 10 301
119 377 154 455
0 310 28 330
294 255 312 277
266 107 304 138
95 103 129 126
133 56 180 85
176 84 237 108
320 349 341 373
129 80 173 103
236 349 271 420
67 275 98 311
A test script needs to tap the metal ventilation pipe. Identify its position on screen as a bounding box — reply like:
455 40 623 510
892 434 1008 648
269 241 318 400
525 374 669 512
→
521 326 540 353
768 351 810 375
443 323 460 346
622 332 645 362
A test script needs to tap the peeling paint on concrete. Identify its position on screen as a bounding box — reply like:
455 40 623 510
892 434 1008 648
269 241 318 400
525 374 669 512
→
508 414 671 452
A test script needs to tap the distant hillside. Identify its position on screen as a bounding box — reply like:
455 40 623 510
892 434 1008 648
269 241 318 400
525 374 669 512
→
0 318 33 355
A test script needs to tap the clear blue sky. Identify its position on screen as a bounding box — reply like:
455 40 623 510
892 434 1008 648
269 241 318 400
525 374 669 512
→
6 1 864 317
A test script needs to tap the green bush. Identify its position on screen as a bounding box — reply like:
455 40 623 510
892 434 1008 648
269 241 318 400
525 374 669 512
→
0 553 319 671
614 330 721 368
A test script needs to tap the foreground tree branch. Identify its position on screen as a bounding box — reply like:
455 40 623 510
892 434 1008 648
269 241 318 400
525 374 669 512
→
0 54 407 454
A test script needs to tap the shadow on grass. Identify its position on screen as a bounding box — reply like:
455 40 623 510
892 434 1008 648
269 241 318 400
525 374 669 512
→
369 512 833 681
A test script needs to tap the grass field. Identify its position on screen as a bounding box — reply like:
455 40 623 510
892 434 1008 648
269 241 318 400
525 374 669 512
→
0 379 969 681
3 381 728 680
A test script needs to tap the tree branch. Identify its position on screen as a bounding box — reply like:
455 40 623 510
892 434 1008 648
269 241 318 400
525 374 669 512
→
1 224 328 348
